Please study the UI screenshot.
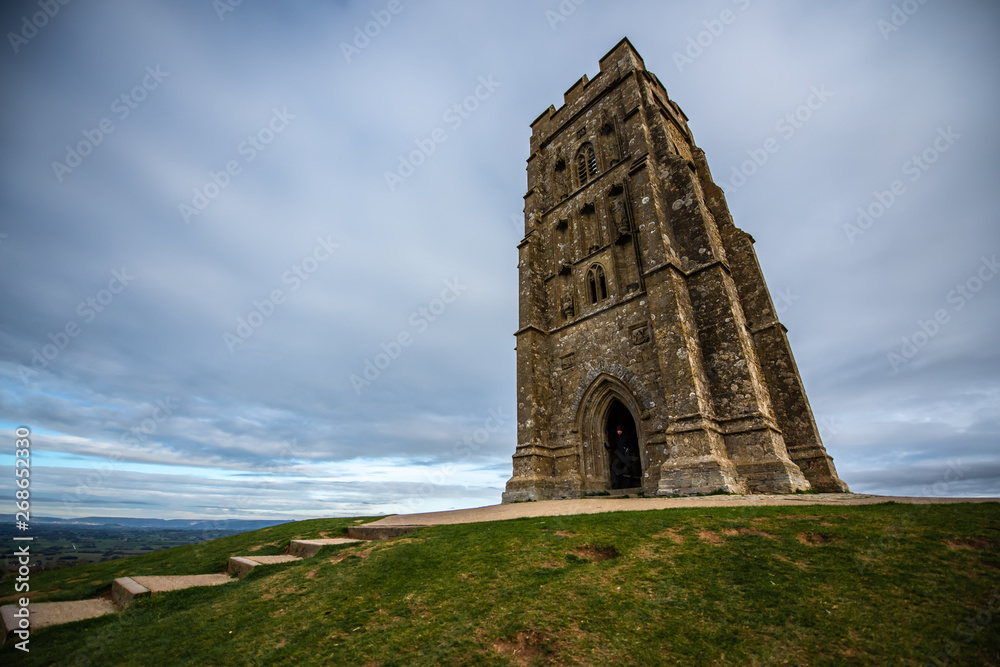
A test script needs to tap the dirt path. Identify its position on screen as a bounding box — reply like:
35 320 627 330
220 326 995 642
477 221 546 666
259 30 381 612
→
371 493 999 527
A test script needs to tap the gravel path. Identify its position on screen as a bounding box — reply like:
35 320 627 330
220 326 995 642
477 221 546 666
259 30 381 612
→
131 574 233 593
370 493 999 527
19 599 117 630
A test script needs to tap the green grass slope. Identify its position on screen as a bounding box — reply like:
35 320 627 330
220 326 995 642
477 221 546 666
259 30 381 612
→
3 503 999 666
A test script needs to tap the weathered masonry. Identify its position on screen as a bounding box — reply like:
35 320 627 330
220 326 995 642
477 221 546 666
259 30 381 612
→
502 38 848 502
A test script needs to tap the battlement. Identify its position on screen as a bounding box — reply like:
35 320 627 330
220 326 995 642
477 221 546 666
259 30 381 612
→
530 38 647 150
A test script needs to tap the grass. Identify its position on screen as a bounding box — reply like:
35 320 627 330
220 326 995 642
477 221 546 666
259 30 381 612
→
0 516 379 604
3 503 999 666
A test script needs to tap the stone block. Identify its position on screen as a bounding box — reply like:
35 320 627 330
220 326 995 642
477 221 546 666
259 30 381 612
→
112 577 150 609
347 525 418 540
288 538 361 558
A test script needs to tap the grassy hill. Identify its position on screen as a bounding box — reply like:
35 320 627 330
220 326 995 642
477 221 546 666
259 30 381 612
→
3 503 999 666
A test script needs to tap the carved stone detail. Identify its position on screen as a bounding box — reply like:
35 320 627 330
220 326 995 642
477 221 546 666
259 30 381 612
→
629 323 649 345
561 294 575 319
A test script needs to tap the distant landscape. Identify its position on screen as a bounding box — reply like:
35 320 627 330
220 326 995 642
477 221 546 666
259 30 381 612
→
0 516 289 573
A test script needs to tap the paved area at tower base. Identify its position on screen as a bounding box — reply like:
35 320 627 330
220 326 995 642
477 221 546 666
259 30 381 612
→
370 493 999 527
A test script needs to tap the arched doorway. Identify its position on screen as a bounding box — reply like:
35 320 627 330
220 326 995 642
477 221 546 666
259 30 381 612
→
574 372 650 494
604 399 641 489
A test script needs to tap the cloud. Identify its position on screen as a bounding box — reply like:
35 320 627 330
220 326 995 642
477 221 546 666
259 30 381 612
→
1 0 998 519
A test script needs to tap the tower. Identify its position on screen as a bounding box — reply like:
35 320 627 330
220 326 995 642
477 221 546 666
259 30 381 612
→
502 39 848 502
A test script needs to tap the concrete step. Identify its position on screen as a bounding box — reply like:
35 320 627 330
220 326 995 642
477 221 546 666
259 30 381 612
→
2 599 117 644
112 577 150 608
347 524 419 540
604 487 644 498
132 573 233 593
113 573 235 609
227 554 300 578
288 538 362 557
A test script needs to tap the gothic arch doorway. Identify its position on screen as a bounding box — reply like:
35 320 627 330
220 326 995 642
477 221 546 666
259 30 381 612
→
604 399 641 489
576 374 646 493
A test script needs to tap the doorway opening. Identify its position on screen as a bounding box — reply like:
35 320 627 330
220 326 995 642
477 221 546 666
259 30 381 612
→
604 399 641 489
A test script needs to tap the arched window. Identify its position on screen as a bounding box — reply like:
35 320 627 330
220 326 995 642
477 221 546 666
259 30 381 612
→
576 143 598 186
587 264 608 304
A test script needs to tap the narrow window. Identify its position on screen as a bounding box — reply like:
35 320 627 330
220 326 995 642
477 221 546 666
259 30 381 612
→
587 265 608 304
576 143 598 186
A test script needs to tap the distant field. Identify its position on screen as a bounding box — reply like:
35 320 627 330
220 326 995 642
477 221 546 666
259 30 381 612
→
2 503 998 666
0 524 250 573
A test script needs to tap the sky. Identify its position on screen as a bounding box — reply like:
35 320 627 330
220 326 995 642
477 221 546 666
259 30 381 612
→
1 0 998 522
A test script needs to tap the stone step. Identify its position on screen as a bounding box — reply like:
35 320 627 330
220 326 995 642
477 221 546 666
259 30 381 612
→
131 573 234 593
227 554 300 578
112 577 150 608
288 538 362 557
112 573 235 609
604 487 644 498
347 524 419 540
2 599 117 644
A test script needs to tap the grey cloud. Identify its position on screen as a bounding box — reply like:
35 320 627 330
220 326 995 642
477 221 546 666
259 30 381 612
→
1 0 998 519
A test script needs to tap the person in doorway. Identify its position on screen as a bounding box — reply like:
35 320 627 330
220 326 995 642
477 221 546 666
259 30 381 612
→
606 424 635 487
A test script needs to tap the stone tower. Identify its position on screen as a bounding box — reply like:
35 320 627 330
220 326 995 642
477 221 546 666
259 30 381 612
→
502 38 848 502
